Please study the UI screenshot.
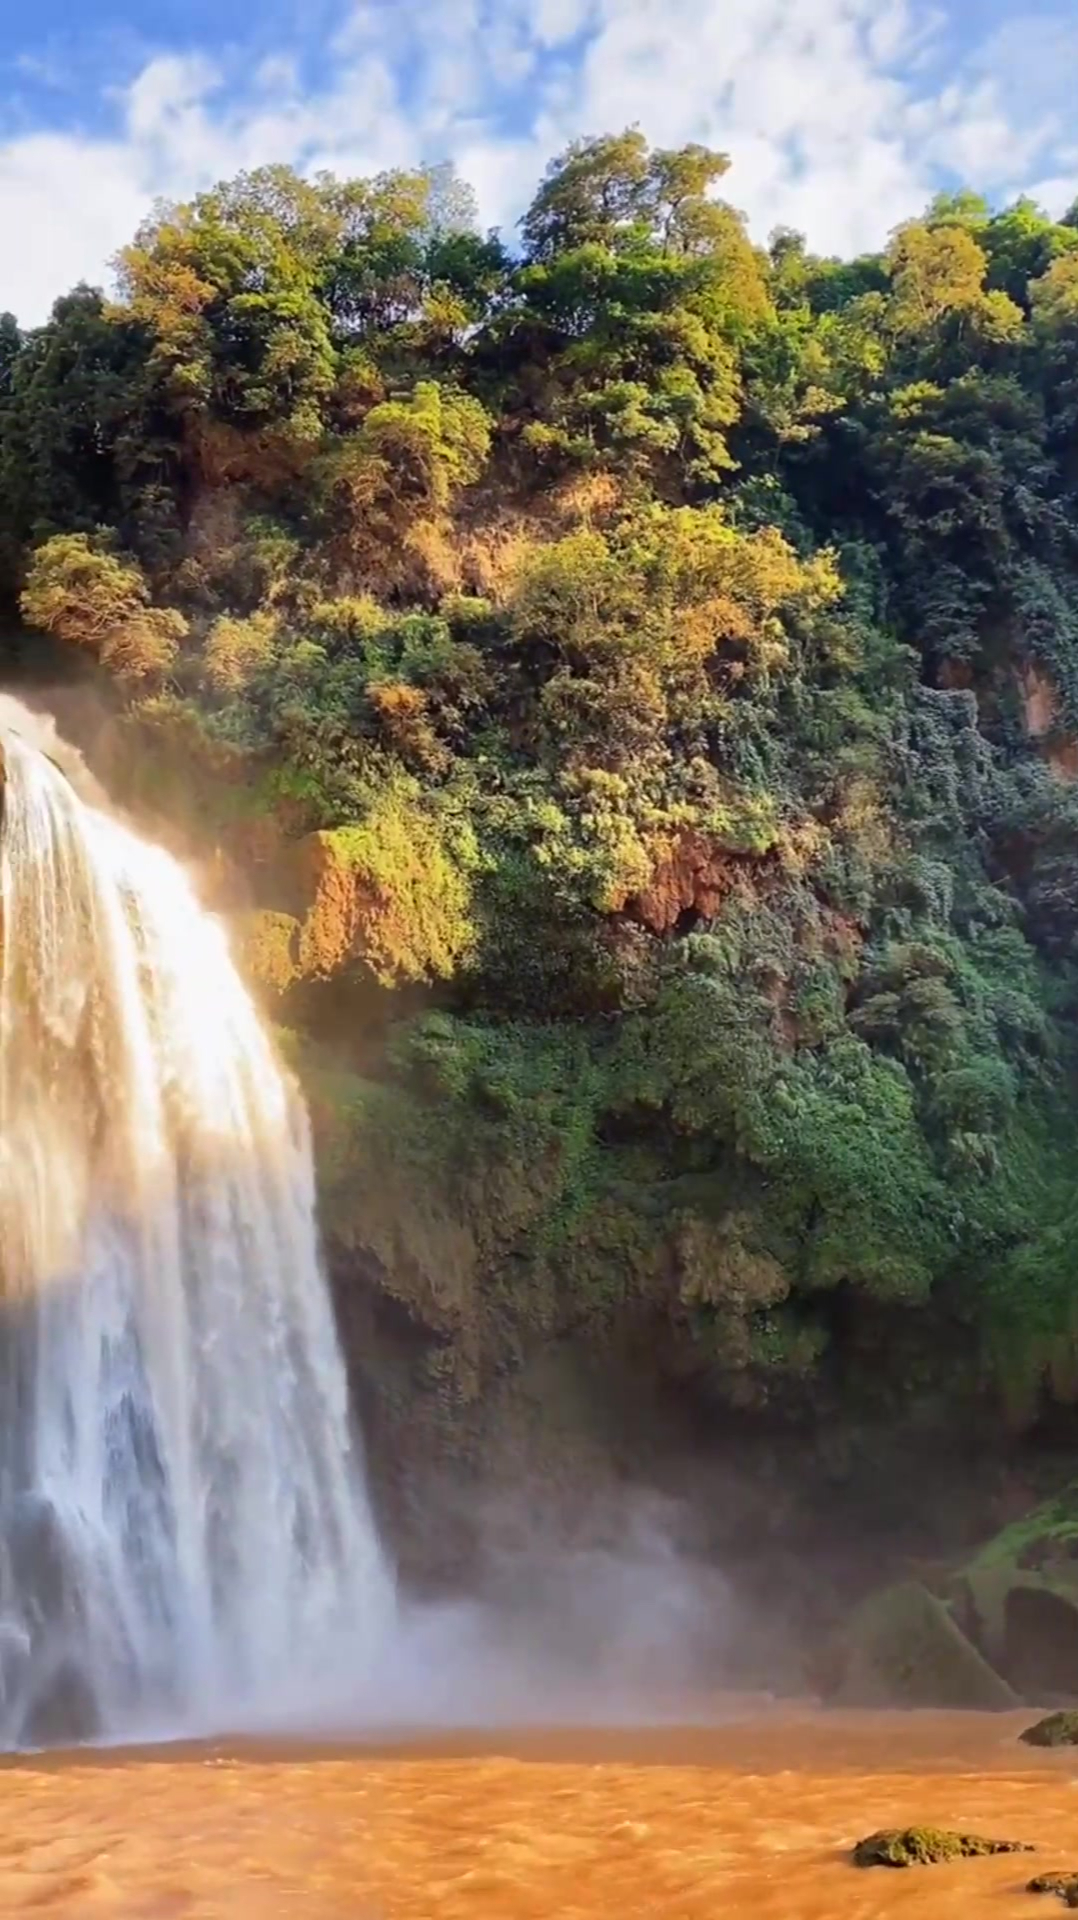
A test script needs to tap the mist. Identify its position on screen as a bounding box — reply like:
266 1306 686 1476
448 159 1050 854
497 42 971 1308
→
0 692 108 807
187 1482 774 1746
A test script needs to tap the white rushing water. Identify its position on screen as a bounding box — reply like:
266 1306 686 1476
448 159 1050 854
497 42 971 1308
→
0 702 393 1748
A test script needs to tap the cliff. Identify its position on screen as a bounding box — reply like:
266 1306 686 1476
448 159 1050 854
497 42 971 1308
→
2 146 1078 1625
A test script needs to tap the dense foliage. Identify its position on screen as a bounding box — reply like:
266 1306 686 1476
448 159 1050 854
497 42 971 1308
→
5 141 1078 1432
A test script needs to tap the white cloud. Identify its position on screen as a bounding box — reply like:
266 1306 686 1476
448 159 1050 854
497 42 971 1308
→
532 0 597 49
1026 174 1078 219
0 0 1074 325
0 134 145 316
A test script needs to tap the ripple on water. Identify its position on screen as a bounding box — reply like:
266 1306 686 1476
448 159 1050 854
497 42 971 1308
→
0 1709 1075 1918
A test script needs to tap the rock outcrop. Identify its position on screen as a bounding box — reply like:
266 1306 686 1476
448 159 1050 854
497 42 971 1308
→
1021 1712 1078 1748
1018 663 1078 782
1029 1873 1078 1906
949 1487 1078 1698
853 1828 1033 1868
628 829 740 933
824 1580 1018 1710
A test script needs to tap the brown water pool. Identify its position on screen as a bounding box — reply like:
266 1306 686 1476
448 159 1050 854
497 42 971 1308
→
2 1707 1076 1916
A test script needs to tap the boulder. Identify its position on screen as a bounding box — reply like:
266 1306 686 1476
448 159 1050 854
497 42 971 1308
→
1021 1711 1078 1748
949 1487 1078 1698
827 1580 1018 1710
854 1827 1033 1868
955 1568 1078 1698
1029 1873 1078 1906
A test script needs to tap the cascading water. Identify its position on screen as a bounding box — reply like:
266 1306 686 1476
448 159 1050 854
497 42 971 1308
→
0 701 393 1748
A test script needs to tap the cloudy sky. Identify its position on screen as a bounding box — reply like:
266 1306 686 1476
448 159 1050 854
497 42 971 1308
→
1 0 1076 325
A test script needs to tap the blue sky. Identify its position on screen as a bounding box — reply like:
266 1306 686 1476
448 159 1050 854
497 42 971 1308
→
2 0 1076 324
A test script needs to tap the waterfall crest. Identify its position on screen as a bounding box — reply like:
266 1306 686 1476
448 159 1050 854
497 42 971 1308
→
0 704 392 1747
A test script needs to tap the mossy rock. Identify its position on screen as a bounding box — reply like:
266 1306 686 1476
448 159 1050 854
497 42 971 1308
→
233 909 301 995
1029 1872 1078 1906
829 1580 1019 1710
853 1827 1033 1868
1021 1711 1078 1748
955 1565 1078 1673
961 1488 1078 1581
950 1495 1078 1698
294 796 476 989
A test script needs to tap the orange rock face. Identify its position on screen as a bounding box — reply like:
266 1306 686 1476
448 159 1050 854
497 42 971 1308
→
1048 739 1078 781
1018 664 1078 782
296 833 365 979
1020 663 1056 739
629 830 738 934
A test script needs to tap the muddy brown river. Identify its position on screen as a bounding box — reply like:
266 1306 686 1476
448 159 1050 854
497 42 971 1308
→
2 1708 1076 1917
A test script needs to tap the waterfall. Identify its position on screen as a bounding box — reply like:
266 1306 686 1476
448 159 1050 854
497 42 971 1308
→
0 703 392 1748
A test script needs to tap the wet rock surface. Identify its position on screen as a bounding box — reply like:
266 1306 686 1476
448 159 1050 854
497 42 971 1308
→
1021 1712 1078 1748
825 1581 1019 1711
1029 1873 1078 1907
853 1827 1034 1868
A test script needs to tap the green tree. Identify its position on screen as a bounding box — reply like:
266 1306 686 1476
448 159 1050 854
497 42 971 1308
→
117 166 339 469
886 222 989 333
20 533 186 680
521 131 652 260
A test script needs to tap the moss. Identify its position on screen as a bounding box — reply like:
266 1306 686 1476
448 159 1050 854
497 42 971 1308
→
203 609 280 693
830 1581 1018 1710
963 1488 1078 1576
950 1562 1078 1697
233 909 301 995
1021 1712 1078 1748
853 1828 1033 1868
296 783 478 987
